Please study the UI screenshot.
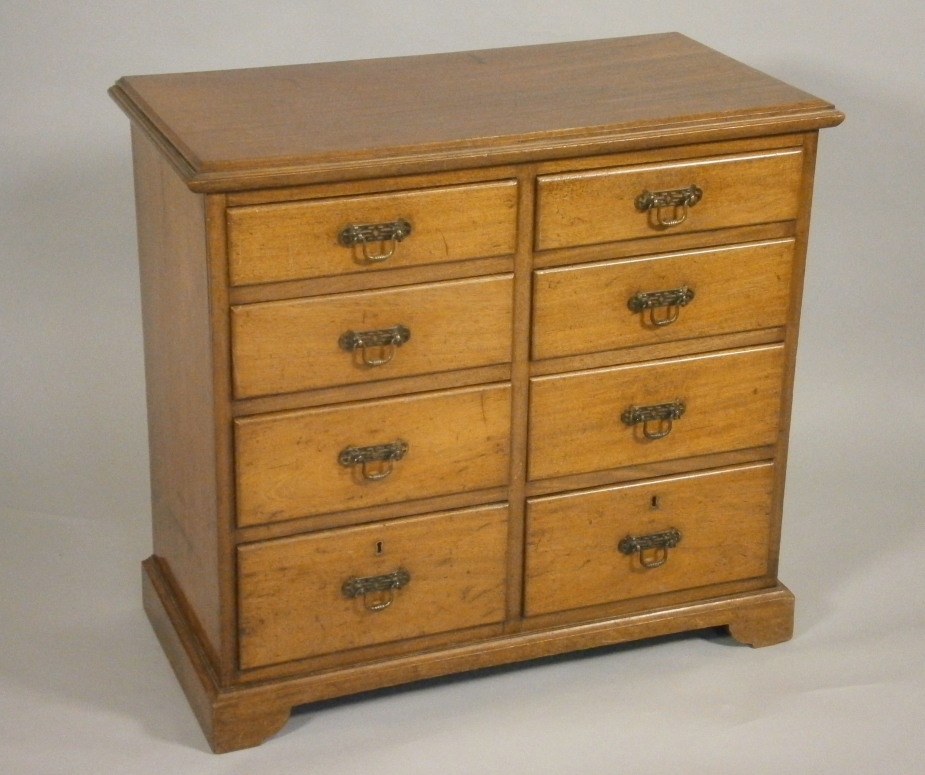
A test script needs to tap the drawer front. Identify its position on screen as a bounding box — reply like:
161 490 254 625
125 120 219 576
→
227 180 519 286
524 464 774 616
528 345 783 481
231 275 513 398
238 504 509 668
532 240 793 360
536 148 803 250
235 384 511 526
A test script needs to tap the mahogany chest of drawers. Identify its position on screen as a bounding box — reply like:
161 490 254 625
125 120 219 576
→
111 34 842 752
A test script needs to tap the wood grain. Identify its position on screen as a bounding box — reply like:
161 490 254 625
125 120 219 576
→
237 504 509 668
131 126 224 664
144 552 794 752
227 180 518 285
110 34 843 190
115 35 841 752
536 147 803 250
231 274 513 398
532 239 794 359
524 463 774 616
234 383 511 526
529 345 785 480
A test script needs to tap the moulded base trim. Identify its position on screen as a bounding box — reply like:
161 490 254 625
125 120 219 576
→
142 555 794 753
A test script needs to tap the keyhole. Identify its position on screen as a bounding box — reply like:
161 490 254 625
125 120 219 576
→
650 495 661 510
375 541 384 556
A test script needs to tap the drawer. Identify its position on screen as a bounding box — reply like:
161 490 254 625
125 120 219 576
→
238 504 509 668
235 383 511 526
524 464 774 616
231 275 513 399
535 148 803 250
227 180 519 286
532 240 793 360
528 345 783 481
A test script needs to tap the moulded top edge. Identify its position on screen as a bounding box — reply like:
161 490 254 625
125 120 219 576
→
110 34 844 192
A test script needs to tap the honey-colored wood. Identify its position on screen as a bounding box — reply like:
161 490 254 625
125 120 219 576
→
202 191 239 684
142 556 294 752
110 34 841 191
535 133 806 179
227 181 518 285
228 255 514 306
765 131 822 580
145 550 795 752
238 504 509 668
231 364 513 417
523 447 775 500
532 239 794 360
529 344 784 480
234 383 511 526
502 166 539 624
532 221 796 271
115 35 842 752
536 148 803 250
226 165 523 207
529 327 785 378
726 591 796 647
131 127 224 666
524 463 774 616
231 274 513 398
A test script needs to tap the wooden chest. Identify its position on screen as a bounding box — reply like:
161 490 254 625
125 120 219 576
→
110 34 843 752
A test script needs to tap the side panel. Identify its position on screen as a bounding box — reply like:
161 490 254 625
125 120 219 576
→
132 125 222 665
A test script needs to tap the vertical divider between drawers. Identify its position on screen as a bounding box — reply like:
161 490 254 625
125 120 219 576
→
504 166 538 628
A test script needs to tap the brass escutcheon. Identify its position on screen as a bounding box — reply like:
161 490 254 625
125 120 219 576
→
618 528 682 569
342 568 411 611
339 219 413 263
635 184 703 228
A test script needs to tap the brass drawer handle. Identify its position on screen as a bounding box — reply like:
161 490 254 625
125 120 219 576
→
338 439 409 481
621 400 686 440
635 184 703 228
339 324 411 366
628 286 695 327
342 568 411 611
618 528 682 569
338 219 413 263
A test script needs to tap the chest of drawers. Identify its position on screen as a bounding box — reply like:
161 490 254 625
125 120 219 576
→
111 34 842 752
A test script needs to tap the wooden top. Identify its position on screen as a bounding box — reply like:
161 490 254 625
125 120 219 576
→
110 33 843 191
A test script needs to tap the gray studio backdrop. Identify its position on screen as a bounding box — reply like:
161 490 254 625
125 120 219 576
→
1 2 923 773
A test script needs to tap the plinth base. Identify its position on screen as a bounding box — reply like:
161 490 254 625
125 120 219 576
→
142 557 794 753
